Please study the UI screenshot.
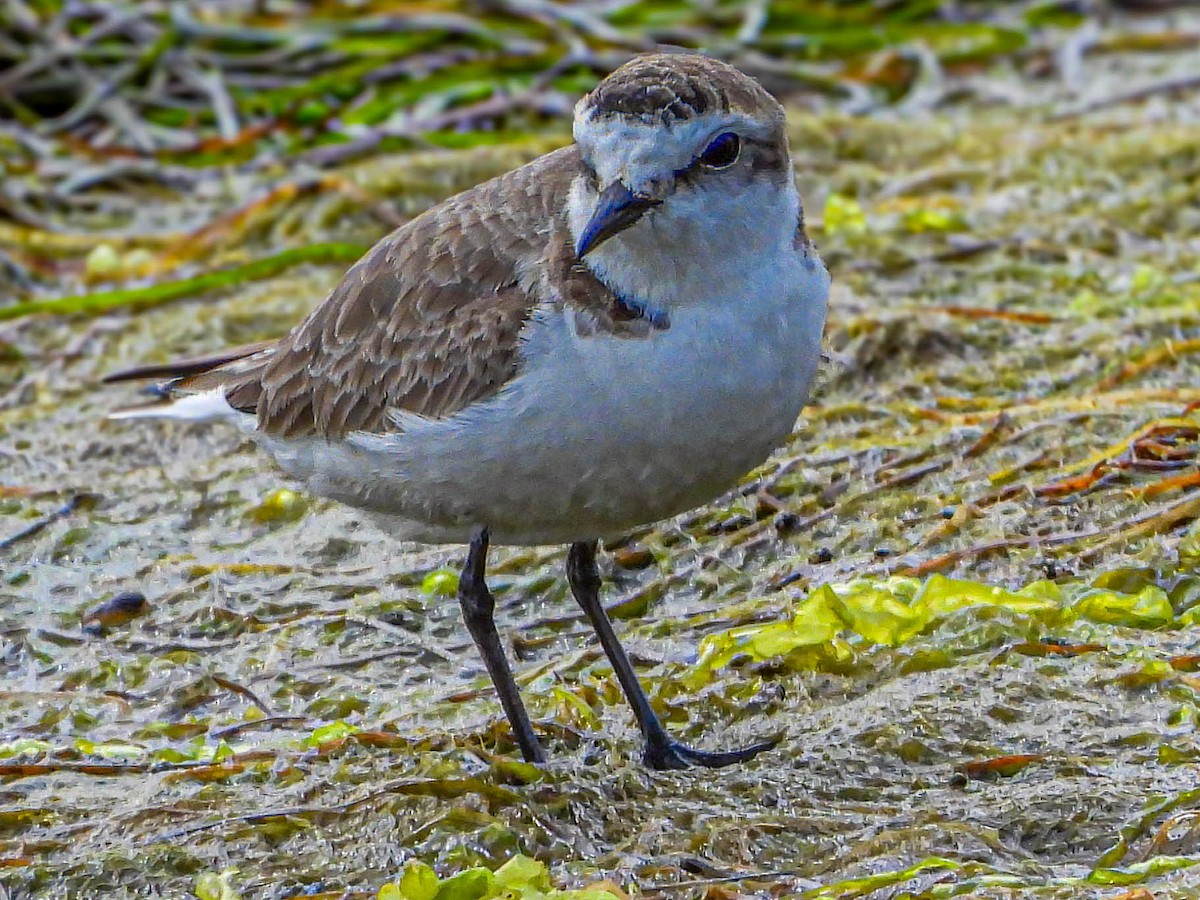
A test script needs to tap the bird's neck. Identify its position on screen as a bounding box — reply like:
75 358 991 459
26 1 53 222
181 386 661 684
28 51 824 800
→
570 179 803 313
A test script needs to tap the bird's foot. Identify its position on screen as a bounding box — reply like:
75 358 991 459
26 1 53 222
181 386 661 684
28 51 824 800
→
643 733 782 770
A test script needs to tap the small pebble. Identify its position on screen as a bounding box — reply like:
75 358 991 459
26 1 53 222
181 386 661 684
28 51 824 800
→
774 512 802 533
612 546 654 569
421 569 460 597
82 591 148 635
246 487 308 524
84 244 121 278
707 514 752 534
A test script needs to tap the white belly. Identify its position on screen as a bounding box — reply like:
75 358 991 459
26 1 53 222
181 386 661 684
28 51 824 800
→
258 262 828 546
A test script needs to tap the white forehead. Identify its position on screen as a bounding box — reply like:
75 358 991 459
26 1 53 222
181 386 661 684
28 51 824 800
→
572 107 752 190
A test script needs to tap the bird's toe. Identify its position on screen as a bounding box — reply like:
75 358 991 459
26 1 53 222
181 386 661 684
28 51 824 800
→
643 733 782 770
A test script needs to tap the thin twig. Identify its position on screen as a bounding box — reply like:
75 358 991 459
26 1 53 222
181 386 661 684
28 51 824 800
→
146 777 521 844
211 675 275 717
1053 73 1200 120
646 870 819 892
209 715 311 739
0 493 91 551
896 488 1200 576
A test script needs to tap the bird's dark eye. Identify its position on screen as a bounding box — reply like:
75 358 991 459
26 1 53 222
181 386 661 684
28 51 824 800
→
699 132 740 169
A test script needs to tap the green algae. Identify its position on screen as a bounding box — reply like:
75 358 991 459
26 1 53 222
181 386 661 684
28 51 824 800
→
375 855 623 900
686 572 1189 689
0 243 367 323
4 2 1200 899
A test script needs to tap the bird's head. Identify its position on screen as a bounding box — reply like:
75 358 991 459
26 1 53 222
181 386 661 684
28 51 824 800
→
568 53 796 288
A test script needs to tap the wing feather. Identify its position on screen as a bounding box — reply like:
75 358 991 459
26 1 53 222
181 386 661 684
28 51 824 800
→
108 144 666 439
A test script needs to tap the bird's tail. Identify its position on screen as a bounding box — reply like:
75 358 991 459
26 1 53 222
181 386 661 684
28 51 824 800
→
103 341 272 423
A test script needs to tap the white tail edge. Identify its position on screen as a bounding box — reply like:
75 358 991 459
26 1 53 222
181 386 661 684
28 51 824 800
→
108 389 241 423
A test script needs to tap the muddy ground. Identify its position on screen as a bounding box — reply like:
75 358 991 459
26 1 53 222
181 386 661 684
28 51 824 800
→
3 4 1200 898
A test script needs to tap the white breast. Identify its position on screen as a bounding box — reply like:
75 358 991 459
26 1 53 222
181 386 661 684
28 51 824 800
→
261 243 829 546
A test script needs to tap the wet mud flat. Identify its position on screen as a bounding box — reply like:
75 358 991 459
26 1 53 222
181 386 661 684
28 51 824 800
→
4 4 1200 898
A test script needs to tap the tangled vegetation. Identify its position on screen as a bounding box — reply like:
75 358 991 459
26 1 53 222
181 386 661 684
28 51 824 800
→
4 1 1200 898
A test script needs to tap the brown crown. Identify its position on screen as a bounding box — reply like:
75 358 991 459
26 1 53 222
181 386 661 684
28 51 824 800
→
582 53 782 125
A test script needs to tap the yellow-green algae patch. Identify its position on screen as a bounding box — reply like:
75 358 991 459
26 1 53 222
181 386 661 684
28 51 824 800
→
685 572 1181 689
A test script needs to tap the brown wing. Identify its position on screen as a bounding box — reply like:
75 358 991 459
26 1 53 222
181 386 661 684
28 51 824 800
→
102 341 275 386
109 144 662 438
188 146 579 439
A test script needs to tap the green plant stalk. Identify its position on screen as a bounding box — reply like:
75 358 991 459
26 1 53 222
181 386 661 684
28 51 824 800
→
0 242 368 322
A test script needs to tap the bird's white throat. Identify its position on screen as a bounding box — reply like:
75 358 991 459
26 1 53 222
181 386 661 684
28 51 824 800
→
566 133 802 312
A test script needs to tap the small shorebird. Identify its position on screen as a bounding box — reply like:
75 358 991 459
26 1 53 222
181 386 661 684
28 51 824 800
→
106 53 830 769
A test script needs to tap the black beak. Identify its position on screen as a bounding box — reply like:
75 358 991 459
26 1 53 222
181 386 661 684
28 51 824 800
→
575 181 659 258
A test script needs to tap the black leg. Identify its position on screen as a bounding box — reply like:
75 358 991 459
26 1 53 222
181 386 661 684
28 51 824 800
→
458 527 546 764
566 541 780 770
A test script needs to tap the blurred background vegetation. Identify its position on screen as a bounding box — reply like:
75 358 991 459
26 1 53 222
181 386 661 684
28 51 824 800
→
3 0 1197 306
0 1 1189 234
0 1 1141 167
